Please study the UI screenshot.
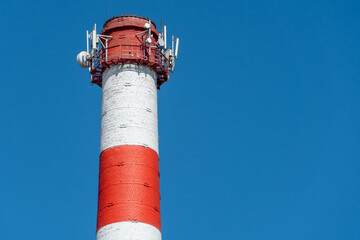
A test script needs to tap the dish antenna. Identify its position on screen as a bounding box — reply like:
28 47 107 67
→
76 51 91 68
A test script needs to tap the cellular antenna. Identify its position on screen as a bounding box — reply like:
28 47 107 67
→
161 19 164 35
175 37 179 58
164 25 167 49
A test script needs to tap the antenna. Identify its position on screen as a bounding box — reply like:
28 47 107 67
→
86 30 89 53
164 26 167 49
77 23 112 70
148 20 152 55
175 38 179 58
92 24 97 51
161 19 164 36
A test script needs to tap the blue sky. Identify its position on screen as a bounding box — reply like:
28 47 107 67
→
0 0 359 239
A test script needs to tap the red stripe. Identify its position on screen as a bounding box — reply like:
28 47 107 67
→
97 145 161 231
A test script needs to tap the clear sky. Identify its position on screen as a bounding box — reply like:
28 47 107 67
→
0 0 359 239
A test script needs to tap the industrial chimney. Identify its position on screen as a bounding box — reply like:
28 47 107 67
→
76 15 179 240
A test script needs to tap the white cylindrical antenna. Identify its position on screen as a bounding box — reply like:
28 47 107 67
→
164 26 167 49
86 30 89 53
161 19 164 37
92 24 97 50
175 38 179 58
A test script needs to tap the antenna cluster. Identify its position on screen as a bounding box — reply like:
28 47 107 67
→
158 19 179 71
77 24 112 69
135 19 180 71
76 16 179 87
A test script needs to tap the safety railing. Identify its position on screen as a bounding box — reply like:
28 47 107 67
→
90 44 170 88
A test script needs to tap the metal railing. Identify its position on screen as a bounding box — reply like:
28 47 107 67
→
90 43 170 88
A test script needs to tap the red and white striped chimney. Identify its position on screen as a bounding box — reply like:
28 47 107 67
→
97 63 161 239
77 15 179 240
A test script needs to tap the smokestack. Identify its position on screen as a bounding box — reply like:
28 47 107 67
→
77 15 179 240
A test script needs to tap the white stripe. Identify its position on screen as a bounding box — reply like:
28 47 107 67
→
97 222 161 240
100 64 159 154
